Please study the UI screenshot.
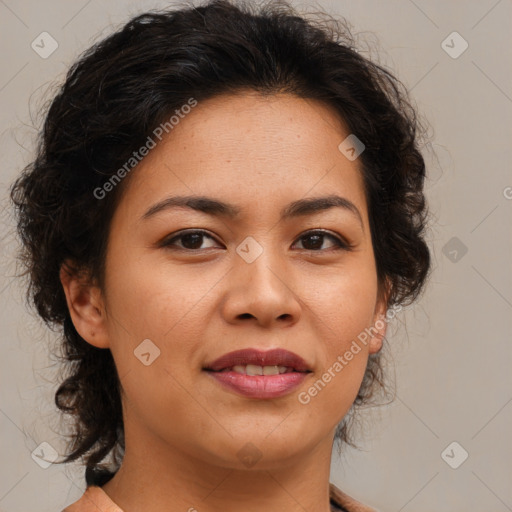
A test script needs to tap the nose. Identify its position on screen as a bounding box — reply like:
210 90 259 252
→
220 247 302 328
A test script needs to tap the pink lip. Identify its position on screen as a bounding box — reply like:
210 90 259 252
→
203 348 312 399
206 370 309 399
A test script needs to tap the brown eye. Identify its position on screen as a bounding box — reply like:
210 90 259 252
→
161 230 221 251
293 230 351 251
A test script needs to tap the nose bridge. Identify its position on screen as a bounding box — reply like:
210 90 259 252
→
223 234 301 326
236 235 285 293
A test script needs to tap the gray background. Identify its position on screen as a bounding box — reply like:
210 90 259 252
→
1 1 511 511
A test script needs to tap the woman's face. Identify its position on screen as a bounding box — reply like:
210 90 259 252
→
71 92 387 469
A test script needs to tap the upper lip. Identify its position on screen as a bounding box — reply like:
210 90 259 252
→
204 348 312 372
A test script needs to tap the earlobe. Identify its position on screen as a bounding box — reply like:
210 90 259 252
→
368 310 387 354
59 262 110 349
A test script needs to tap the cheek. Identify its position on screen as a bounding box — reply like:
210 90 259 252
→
317 260 378 343
303 263 378 406
104 250 212 337
103 254 220 384
298 294 375 422
102 261 206 432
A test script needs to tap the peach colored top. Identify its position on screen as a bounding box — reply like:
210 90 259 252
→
62 482 378 512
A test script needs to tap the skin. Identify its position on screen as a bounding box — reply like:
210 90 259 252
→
61 92 388 512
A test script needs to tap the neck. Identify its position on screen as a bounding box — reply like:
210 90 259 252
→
102 419 337 512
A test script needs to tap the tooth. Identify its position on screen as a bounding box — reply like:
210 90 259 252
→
230 365 292 376
245 365 263 376
262 365 280 375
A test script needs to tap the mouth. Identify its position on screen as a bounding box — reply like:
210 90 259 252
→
203 348 312 399
203 348 312 374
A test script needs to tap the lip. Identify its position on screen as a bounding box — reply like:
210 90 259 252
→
203 348 312 399
205 371 309 398
204 348 311 372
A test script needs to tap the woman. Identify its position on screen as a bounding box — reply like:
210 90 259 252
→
10 0 431 510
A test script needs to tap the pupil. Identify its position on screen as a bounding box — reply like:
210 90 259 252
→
182 233 203 249
304 234 322 250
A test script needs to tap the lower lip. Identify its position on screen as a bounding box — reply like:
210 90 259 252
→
205 370 309 398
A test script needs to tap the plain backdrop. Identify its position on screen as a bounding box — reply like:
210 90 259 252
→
0 1 511 511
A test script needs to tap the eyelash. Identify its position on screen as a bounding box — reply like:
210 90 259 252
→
160 229 352 253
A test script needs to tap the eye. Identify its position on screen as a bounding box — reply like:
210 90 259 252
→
160 230 222 251
160 229 352 252
292 230 351 251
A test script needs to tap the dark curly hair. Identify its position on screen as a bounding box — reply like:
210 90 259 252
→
10 0 431 486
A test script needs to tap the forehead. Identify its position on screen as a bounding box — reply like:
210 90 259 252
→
116 92 368 222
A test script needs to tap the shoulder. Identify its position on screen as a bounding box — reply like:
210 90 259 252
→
62 486 123 512
329 482 380 512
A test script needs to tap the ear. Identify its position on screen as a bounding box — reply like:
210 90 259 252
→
59 260 110 349
368 279 391 355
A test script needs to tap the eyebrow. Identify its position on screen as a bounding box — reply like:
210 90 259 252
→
141 194 364 230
